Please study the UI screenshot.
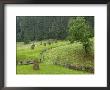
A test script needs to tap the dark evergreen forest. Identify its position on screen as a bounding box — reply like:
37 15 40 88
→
16 16 94 42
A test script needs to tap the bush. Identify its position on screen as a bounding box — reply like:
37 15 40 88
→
44 43 46 46
24 40 30 44
48 41 51 45
88 38 94 56
44 42 84 65
44 41 94 72
31 44 35 50
68 17 93 54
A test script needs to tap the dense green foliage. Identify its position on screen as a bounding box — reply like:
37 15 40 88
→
16 16 69 42
44 40 94 73
68 17 93 42
44 41 94 67
68 17 93 53
16 16 94 42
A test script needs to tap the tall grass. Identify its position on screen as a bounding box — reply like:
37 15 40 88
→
44 41 94 67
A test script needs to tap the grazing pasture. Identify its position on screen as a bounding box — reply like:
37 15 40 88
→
16 16 94 74
16 40 94 74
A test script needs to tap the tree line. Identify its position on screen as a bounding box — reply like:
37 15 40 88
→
16 16 94 42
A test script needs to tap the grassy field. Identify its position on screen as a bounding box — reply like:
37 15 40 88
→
17 64 89 74
17 40 70 61
16 40 94 74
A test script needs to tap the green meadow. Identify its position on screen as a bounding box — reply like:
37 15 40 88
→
16 40 94 74
16 16 94 74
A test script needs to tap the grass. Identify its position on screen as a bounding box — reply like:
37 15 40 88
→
16 63 89 74
17 40 70 61
16 40 94 74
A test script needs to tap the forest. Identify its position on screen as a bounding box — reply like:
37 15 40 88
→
16 16 94 74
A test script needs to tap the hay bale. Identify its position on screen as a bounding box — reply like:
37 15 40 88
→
44 43 46 46
31 44 35 50
33 60 40 70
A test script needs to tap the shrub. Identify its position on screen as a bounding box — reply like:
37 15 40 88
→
44 41 94 72
24 40 30 44
31 44 35 50
68 17 93 54
44 43 46 46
